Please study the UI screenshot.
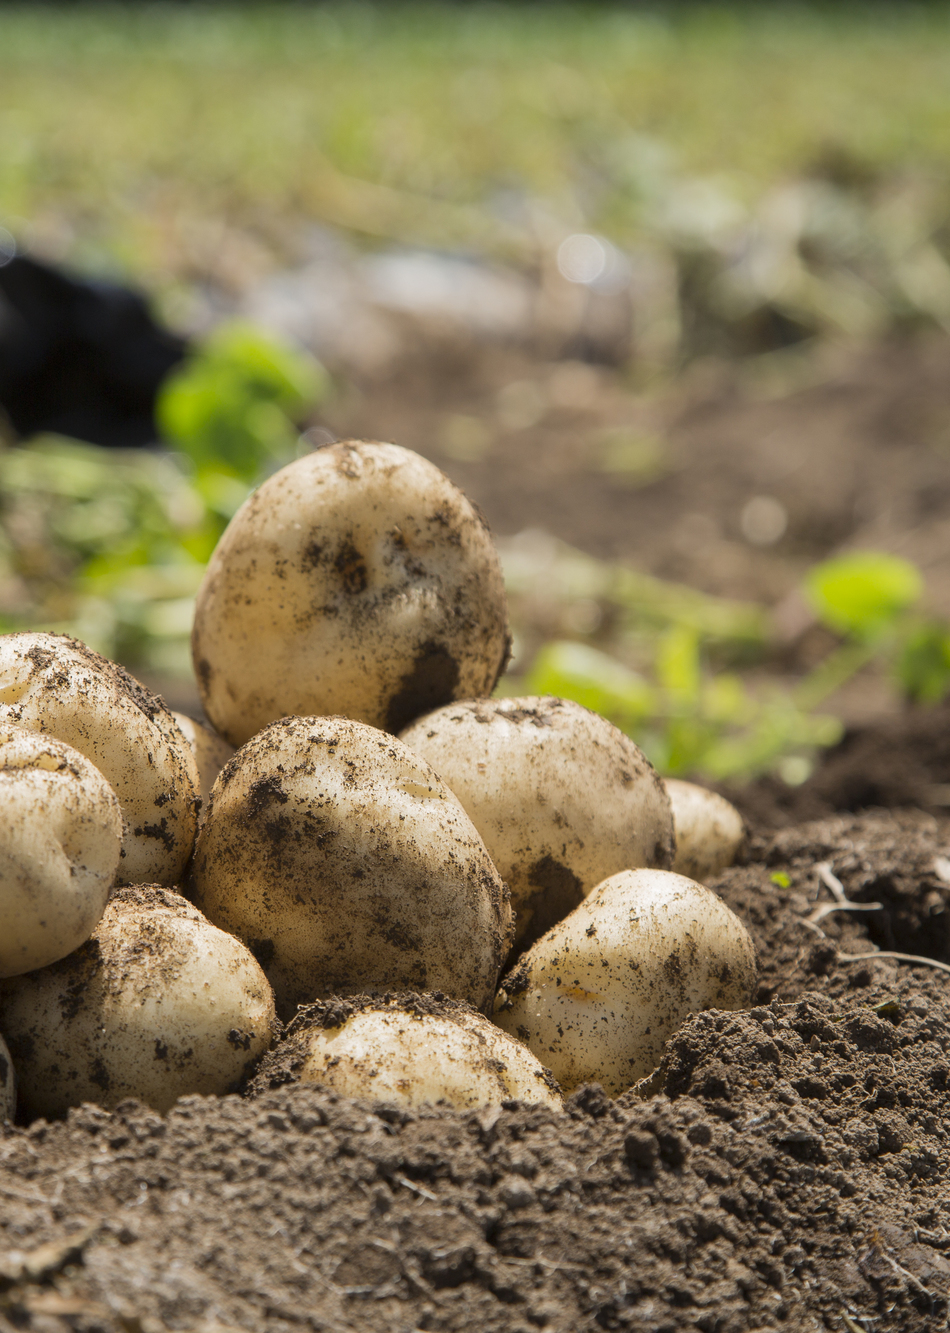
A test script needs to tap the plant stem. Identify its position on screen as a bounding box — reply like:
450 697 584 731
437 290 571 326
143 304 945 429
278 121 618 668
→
793 640 879 712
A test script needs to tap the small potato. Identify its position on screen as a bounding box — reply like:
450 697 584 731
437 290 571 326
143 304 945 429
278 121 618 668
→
0 1034 14 1122
666 779 744 882
401 696 674 947
495 868 757 1097
189 715 513 1018
192 440 510 746
172 712 234 827
0 725 123 977
252 994 562 1110
0 634 199 885
0 886 277 1118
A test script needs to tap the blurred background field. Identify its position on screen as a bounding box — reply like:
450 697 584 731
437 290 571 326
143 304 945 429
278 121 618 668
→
7 2 950 272
5 0 950 782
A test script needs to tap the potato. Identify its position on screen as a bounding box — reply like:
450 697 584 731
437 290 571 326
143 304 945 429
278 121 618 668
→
0 886 277 1118
0 634 199 885
666 779 744 882
252 993 562 1110
172 712 234 828
189 715 514 1018
494 868 757 1097
0 725 122 977
401 696 674 948
191 440 510 746
0 1034 14 1122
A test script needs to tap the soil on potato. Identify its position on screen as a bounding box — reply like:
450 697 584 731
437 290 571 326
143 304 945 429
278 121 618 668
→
4 710 950 1332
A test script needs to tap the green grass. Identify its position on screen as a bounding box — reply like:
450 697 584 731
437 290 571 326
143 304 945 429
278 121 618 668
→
4 2 950 277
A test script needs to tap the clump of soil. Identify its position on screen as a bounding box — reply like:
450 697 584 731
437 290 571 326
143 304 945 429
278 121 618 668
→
5 724 950 1331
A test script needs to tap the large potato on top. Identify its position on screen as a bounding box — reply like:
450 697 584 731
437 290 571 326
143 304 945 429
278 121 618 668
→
191 440 510 746
495 868 757 1096
252 994 562 1110
189 715 513 1018
0 634 199 885
401 696 674 948
0 725 122 977
0 887 277 1118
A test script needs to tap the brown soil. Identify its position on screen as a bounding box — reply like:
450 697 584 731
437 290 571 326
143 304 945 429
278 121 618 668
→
324 331 950 618
3 711 950 1332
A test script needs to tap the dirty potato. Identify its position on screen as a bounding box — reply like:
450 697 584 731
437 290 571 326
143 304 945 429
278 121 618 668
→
401 696 674 948
0 887 277 1118
0 725 122 977
666 779 745 882
0 633 199 885
189 715 513 1018
191 441 510 746
495 868 757 1096
252 993 562 1110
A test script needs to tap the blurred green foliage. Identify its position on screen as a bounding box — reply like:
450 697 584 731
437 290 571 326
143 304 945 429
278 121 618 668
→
158 324 328 485
1 415 947 779
6 3 950 292
897 620 950 705
503 537 950 781
5 3 950 377
0 326 327 676
804 551 923 641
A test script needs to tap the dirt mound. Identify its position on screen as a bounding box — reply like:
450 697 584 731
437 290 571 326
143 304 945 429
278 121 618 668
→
2 793 950 1331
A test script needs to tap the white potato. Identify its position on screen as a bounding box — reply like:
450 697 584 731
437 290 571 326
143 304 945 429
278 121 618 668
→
494 868 757 1097
666 779 744 882
172 712 235 828
255 994 562 1110
401 696 674 947
0 634 199 885
189 715 514 1018
0 1034 14 1122
0 886 277 1118
191 440 510 746
0 725 122 977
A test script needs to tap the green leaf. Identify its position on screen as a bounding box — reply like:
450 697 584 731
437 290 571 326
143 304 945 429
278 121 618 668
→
896 619 950 704
655 624 700 703
156 323 329 481
804 550 922 640
524 640 655 723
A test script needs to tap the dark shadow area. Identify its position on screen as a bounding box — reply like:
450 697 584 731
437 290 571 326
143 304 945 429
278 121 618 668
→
0 254 188 448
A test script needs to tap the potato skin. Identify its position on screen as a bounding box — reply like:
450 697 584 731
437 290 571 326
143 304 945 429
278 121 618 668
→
252 993 562 1110
495 868 757 1097
191 440 510 746
0 633 199 885
401 696 675 948
0 887 277 1118
0 726 123 977
666 779 745 882
189 715 514 1019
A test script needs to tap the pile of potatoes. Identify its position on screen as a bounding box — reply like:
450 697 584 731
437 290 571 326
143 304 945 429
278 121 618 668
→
0 440 755 1122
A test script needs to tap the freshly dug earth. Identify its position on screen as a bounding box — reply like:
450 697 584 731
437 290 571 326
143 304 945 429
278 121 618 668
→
5 716 950 1331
